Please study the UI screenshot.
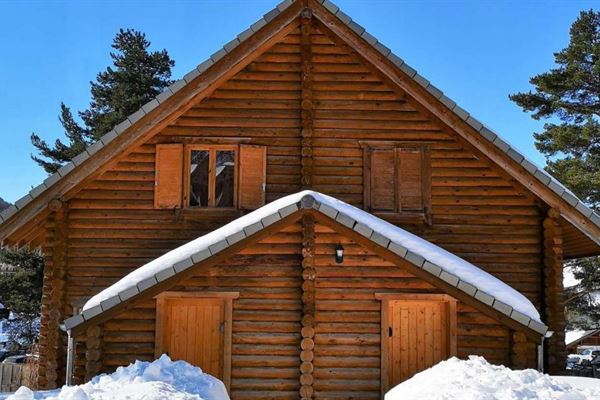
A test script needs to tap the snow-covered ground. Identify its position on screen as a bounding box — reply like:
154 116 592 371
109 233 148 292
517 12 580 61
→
386 356 600 400
2 355 229 400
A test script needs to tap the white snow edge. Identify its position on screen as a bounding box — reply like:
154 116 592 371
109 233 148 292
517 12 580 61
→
81 190 542 325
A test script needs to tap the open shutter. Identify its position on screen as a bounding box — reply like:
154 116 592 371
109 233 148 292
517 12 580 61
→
370 148 396 211
238 145 267 210
397 148 424 211
154 144 183 209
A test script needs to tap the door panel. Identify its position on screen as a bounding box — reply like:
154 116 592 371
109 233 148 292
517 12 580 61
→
386 299 453 388
163 298 225 379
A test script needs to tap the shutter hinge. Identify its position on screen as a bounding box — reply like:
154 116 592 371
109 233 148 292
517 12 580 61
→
388 326 393 337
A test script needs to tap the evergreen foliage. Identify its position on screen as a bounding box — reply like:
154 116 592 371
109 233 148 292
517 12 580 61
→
510 10 600 328
31 29 174 173
0 247 44 346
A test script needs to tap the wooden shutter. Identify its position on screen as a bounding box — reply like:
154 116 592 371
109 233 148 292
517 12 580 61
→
370 149 396 211
154 144 183 209
238 145 267 210
397 148 424 211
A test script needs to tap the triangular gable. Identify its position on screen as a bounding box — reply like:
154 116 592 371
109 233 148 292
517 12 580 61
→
1 0 599 256
63 191 547 338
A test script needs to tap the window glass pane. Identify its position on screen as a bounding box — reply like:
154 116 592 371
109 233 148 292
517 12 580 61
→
215 150 235 207
190 150 209 207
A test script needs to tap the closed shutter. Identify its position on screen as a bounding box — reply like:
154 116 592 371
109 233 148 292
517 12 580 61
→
397 148 423 211
238 145 267 210
154 144 183 209
370 148 396 211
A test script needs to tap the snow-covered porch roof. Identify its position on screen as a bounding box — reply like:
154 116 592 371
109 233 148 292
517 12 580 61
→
566 329 600 347
64 191 547 335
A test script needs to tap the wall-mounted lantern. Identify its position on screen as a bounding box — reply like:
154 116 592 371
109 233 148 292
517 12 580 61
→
335 243 344 264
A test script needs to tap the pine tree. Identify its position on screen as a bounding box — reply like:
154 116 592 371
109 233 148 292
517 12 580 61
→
31 29 174 174
510 10 600 329
0 247 44 346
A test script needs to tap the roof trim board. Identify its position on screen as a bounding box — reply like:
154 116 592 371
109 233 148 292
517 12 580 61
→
308 0 600 247
1 0 599 253
0 0 303 241
63 191 548 337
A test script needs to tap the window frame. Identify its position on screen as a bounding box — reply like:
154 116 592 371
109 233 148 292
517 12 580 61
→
360 141 432 223
183 144 239 209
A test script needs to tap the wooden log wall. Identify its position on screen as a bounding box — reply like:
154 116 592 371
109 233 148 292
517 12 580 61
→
92 222 538 400
51 20 548 390
99 224 304 399
37 203 68 389
510 331 535 370
61 21 544 312
312 222 537 399
85 325 103 381
300 214 316 399
543 208 567 374
300 9 314 189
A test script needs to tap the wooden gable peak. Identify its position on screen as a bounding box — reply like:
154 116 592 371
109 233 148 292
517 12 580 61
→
1 0 598 256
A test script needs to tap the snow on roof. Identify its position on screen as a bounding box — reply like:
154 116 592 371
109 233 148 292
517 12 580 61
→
563 266 580 289
68 191 545 334
566 330 590 345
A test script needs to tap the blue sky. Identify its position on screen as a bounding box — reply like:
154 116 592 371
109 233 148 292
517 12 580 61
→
0 0 596 203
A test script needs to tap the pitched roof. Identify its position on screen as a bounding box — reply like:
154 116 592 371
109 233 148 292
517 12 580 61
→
566 329 600 346
64 191 547 336
1 0 599 254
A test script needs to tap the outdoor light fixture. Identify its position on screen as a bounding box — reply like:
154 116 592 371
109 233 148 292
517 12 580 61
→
335 243 344 264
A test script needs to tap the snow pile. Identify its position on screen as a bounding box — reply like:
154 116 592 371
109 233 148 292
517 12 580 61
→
5 355 229 400
386 356 600 400
83 190 541 324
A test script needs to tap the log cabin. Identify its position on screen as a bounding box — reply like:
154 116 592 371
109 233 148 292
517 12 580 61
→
1 0 600 398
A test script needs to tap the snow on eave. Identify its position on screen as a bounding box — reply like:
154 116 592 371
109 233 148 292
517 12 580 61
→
64 191 547 335
566 329 600 346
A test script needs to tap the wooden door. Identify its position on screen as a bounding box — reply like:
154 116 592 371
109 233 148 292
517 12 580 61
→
155 292 238 388
380 295 457 392
163 297 224 377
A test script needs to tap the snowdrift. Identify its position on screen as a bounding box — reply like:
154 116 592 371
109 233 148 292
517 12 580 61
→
386 356 600 400
5 355 229 400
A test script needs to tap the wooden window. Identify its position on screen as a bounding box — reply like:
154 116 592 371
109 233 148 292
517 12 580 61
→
184 145 238 209
155 143 267 211
155 292 239 391
362 143 431 220
376 294 457 394
154 144 184 209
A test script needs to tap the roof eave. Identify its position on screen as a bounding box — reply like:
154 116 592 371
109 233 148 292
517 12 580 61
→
64 193 547 339
0 0 303 243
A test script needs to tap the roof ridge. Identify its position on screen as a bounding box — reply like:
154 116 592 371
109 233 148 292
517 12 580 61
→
312 0 600 236
64 191 547 336
1 0 599 249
